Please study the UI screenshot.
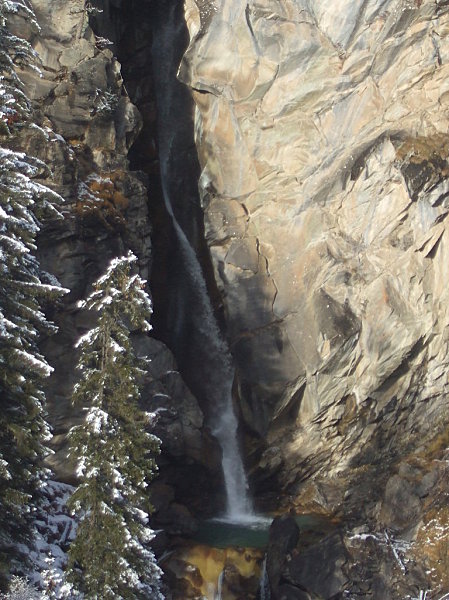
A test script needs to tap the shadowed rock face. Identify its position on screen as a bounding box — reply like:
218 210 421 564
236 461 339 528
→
9 0 151 477
180 0 449 488
8 0 223 520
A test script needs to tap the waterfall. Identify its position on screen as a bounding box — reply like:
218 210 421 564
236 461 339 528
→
161 155 253 520
213 380 254 519
259 555 271 600
215 569 224 600
151 2 254 521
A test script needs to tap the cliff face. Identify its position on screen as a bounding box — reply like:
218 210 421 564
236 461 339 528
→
10 0 449 596
181 0 449 485
8 0 150 474
6 0 221 535
180 0 449 595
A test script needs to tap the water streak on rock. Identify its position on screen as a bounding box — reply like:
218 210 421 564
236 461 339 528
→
153 2 253 521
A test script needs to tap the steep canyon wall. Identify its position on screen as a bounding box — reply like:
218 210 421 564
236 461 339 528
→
9 0 220 533
182 0 449 495
180 0 449 596
8 0 449 597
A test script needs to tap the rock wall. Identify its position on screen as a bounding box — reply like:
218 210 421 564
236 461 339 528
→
181 0 449 596
181 0 449 486
8 0 149 475
3 0 221 538
8 0 449 595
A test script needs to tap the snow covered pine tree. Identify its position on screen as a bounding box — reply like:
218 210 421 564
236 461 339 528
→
0 0 65 588
0 0 39 136
66 253 163 600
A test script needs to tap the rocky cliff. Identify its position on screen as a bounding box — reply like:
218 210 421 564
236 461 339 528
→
5 0 220 549
7 0 449 597
180 0 449 597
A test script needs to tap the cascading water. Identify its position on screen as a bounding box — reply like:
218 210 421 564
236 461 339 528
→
213 380 254 519
160 153 253 520
215 569 224 600
151 1 254 521
259 555 271 600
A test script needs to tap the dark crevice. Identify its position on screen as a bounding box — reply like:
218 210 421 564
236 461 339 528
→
89 0 228 411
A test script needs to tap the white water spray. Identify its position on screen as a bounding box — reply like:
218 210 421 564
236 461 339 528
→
213 381 254 519
162 204 254 518
153 2 258 522
168 213 254 520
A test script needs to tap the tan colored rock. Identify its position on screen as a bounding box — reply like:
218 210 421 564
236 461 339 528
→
181 0 449 499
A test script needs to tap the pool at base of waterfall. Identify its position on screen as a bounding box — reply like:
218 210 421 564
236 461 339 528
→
161 513 337 599
192 514 333 549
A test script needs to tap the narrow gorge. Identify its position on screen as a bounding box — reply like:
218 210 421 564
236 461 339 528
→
3 0 449 598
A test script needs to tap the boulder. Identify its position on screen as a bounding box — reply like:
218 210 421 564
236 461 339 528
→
379 474 421 531
285 533 349 600
154 502 199 536
266 515 300 596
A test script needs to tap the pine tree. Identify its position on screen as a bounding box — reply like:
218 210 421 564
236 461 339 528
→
66 253 163 600
0 0 65 586
0 576 45 599
0 0 40 135
0 146 64 580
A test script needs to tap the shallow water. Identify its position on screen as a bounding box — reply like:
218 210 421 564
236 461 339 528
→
193 514 332 549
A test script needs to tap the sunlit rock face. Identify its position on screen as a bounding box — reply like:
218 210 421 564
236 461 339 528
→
181 0 449 491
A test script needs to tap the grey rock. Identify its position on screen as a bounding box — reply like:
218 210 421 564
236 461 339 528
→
181 0 449 495
416 468 440 498
285 533 349 599
278 585 320 600
380 474 421 531
149 481 176 513
266 515 300 596
154 502 199 536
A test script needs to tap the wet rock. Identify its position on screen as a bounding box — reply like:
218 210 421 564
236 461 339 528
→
162 557 204 600
163 545 264 600
138 339 223 515
222 561 260 600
